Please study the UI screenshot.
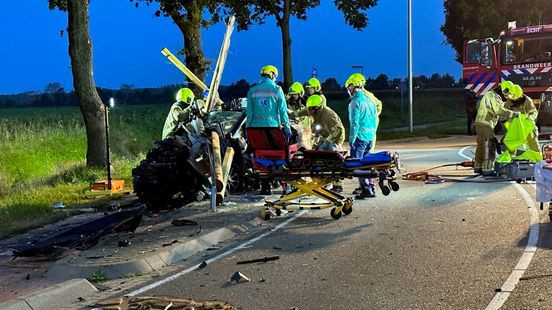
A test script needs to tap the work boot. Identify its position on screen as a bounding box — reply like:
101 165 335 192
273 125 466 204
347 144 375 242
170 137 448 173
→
332 184 343 193
474 167 483 174
352 187 362 195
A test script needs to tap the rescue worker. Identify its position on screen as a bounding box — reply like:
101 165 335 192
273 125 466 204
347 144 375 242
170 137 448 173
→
464 89 477 135
246 65 291 137
162 87 195 140
506 84 540 153
346 73 383 151
345 73 378 199
287 82 313 149
474 81 519 174
295 94 345 192
286 82 306 111
304 78 327 106
246 65 291 195
298 94 345 151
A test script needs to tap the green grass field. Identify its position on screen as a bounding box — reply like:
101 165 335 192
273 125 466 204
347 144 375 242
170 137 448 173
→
0 91 466 239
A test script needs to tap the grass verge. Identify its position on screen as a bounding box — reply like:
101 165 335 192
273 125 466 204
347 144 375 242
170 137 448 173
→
0 91 467 239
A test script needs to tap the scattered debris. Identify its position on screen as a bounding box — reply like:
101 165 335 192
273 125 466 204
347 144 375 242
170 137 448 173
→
236 256 280 265
94 296 236 310
9 205 145 259
197 261 208 270
25 274 30 280
118 240 131 247
272 246 283 251
77 297 86 302
495 288 502 292
171 219 198 226
162 240 179 247
87 255 105 260
52 201 65 209
259 278 266 283
230 271 250 283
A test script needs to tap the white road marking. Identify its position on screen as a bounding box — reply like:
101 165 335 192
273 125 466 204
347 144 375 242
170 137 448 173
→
486 183 539 310
458 146 540 309
457 146 472 161
126 210 306 296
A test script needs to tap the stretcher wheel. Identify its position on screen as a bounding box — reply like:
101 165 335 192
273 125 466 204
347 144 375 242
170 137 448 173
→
343 206 353 215
261 208 271 221
275 208 282 216
342 200 353 215
381 185 391 196
330 208 342 220
390 181 399 192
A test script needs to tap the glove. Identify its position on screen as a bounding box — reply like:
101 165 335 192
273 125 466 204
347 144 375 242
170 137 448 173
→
284 128 292 142
512 112 520 118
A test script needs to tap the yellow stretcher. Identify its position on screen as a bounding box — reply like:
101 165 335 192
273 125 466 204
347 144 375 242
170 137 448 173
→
246 128 401 220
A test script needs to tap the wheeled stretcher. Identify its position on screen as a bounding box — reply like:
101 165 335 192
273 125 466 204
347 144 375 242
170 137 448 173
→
246 128 401 220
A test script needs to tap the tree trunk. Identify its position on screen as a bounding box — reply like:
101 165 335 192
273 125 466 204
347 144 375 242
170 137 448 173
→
280 1 293 90
67 0 107 168
171 2 207 95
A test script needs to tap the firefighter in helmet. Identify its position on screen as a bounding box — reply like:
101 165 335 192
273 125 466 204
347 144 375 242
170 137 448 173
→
506 84 540 153
162 87 195 140
300 94 346 191
304 78 327 106
287 82 313 149
345 73 378 199
287 82 306 111
474 80 519 174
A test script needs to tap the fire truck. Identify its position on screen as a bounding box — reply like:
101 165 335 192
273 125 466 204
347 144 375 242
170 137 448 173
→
463 23 552 126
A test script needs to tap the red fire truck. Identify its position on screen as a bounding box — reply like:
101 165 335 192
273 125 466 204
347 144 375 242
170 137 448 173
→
463 23 552 125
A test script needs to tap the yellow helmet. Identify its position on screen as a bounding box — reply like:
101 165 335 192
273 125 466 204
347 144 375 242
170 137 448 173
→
500 80 515 95
345 73 366 88
306 94 323 108
305 78 322 92
288 82 305 96
175 88 195 104
510 84 523 100
260 65 278 78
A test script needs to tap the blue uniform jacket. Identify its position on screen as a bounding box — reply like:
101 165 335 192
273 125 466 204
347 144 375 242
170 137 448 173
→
246 77 290 135
348 89 377 143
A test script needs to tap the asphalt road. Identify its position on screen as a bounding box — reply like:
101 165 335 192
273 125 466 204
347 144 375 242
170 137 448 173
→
123 137 552 310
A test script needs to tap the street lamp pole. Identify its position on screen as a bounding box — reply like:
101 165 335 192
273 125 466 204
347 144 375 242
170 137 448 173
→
408 0 413 132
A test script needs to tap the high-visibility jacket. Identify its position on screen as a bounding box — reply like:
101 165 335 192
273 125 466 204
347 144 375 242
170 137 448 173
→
363 89 382 117
287 96 312 131
475 90 514 128
162 102 191 140
297 105 345 145
348 90 377 143
246 77 290 135
506 95 538 122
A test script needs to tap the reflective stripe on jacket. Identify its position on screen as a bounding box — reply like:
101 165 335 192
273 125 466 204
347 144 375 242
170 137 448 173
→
246 77 290 134
506 95 538 122
162 102 190 139
348 90 377 143
475 90 514 128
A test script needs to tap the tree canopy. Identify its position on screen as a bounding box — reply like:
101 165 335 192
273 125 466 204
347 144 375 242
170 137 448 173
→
441 0 552 62
222 0 378 89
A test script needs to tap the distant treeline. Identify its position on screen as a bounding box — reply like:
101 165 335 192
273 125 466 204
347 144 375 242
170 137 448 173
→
0 73 462 109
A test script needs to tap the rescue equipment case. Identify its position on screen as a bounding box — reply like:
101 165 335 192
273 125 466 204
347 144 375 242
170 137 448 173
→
503 160 535 183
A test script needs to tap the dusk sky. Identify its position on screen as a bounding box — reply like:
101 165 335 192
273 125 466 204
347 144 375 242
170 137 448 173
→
0 0 460 95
